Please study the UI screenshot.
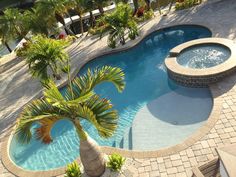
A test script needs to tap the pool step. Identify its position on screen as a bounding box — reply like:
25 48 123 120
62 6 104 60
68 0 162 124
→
118 127 133 150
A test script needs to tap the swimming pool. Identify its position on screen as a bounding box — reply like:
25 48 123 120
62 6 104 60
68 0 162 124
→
9 25 213 171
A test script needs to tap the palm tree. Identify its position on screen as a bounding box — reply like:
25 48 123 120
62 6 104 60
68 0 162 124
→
23 8 58 37
35 0 75 36
0 8 29 42
17 35 69 82
15 66 125 177
71 0 85 35
168 0 175 13
98 3 138 48
81 0 96 28
0 21 13 53
144 0 151 10
133 0 139 15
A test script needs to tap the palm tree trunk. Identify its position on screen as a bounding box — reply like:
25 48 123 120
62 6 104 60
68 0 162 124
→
98 5 104 15
89 11 95 28
133 0 139 16
78 14 84 35
80 136 105 177
168 0 174 13
144 0 151 10
67 13 76 34
55 13 70 35
4 42 12 53
74 120 105 177
157 0 162 15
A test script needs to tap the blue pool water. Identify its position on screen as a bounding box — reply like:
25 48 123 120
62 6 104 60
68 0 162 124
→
10 25 213 170
177 44 231 68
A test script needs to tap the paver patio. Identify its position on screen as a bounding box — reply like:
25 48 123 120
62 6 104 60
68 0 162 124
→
1 0 236 176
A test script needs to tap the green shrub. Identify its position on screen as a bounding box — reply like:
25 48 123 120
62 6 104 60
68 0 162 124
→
134 9 154 23
144 9 154 20
65 161 82 177
175 0 200 10
107 153 126 172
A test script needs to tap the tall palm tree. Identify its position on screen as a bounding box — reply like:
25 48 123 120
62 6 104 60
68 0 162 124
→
35 0 75 36
15 66 125 177
71 0 85 35
133 0 139 15
168 0 175 13
0 22 13 52
81 0 96 28
0 8 29 42
17 35 69 82
23 8 58 37
144 0 151 10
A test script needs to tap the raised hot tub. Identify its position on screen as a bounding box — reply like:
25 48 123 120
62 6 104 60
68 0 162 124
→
165 38 236 87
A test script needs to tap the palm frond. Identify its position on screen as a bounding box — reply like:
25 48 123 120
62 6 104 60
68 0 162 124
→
75 94 118 138
15 99 66 144
66 66 125 100
35 117 58 144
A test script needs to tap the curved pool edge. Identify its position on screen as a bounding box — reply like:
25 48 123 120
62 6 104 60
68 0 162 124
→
101 84 222 158
2 24 218 177
1 84 222 177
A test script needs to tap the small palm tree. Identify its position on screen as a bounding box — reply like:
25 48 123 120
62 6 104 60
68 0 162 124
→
17 35 69 82
15 66 125 177
98 3 138 48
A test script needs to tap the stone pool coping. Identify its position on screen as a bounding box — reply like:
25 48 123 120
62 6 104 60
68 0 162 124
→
1 24 223 177
165 38 236 87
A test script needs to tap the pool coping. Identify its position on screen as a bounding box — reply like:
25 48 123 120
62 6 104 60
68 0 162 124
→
1 24 223 177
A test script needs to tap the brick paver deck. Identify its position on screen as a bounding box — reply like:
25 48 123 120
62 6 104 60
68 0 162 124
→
1 0 236 176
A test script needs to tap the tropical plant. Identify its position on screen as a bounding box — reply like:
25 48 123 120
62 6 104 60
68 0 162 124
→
70 0 86 35
65 161 82 177
16 35 69 82
175 0 200 10
133 0 139 15
35 0 75 36
15 65 125 177
107 153 126 172
98 3 138 48
144 0 151 10
23 8 59 37
0 8 29 43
